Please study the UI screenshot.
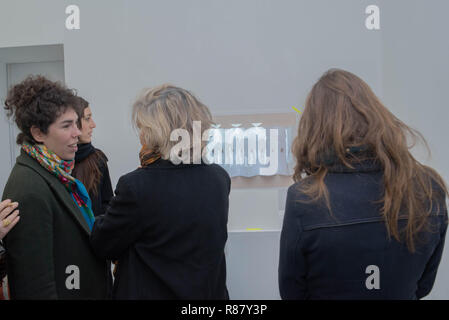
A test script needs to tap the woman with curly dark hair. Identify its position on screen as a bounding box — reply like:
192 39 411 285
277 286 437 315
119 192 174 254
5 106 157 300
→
72 97 113 217
1 75 109 299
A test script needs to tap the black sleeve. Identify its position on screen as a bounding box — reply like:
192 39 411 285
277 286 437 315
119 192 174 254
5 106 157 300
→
99 162 114 216
90 176 144 260
416 202 448 299
278 186 308 300
0 240 6 280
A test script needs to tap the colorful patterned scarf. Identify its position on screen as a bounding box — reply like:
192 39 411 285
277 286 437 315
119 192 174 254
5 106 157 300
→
139 145 161 167
22 142 95 231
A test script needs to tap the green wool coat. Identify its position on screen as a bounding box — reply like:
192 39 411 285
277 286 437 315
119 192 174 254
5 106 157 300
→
2 150 109 299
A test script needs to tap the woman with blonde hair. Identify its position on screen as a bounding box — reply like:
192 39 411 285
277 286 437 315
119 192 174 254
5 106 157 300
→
279 69 448 299
90 84 230 299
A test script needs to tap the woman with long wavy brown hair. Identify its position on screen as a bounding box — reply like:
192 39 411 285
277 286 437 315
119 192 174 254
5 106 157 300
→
279 69 448 299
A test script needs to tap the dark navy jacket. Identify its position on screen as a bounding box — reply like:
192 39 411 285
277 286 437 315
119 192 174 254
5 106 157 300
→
90 159 230 299
279 160 448 300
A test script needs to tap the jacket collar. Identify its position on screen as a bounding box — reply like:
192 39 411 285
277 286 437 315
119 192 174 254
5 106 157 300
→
317 145 382 173
143 158 208 169
327 159 382 173
17 149 91 236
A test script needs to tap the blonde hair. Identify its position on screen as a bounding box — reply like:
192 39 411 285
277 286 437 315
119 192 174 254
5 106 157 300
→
132 84 214 160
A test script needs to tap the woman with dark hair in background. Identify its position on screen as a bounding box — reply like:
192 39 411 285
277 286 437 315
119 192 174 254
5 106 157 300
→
279 69 448 300
2 75 109 299
72 97 113 217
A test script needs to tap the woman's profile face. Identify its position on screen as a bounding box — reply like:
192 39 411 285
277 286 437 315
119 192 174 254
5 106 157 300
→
34 108 81 160
79 107 96 143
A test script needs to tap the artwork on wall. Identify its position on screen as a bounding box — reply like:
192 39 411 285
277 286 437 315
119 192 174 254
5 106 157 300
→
204 123 295 177
210 113 298 186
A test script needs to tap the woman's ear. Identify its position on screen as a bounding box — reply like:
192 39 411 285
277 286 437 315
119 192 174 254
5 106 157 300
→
30 125 46 143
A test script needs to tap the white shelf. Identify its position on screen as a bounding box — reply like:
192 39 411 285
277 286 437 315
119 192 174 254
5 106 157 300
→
228 229 281 233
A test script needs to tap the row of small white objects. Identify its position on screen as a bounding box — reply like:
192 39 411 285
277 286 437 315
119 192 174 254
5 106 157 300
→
204 123 295 177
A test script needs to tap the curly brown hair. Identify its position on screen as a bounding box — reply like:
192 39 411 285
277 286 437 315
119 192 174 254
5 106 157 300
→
4 75 80 145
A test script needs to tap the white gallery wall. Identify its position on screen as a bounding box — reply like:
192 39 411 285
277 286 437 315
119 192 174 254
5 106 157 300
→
0 0 447 299
380 0 449 299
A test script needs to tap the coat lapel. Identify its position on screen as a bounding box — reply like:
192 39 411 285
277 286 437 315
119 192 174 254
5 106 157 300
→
17 151 91 236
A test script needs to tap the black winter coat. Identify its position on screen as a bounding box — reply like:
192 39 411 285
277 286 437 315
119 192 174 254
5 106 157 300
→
0 241 5 280
279 159 448 300
2 150 109 299
90 159 230 299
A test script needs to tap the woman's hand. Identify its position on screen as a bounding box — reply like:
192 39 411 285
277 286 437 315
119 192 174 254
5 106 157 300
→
0 199 20 240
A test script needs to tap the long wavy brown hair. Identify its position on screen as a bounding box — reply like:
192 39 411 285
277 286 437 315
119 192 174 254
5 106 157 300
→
72 149 107 198
292 69 447 252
